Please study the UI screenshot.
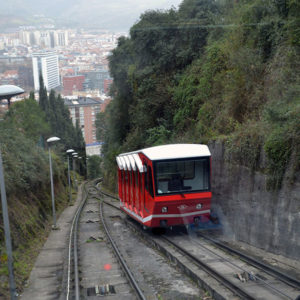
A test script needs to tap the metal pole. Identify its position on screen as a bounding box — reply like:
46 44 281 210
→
0 147 17 300
48 147 56 228
67 155 71 203
73 158 77 190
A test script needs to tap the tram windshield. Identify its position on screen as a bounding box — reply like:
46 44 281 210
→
154 157 210 195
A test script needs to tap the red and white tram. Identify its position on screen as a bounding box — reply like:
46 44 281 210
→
116 144 212 228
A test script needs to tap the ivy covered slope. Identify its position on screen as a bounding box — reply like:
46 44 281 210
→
98 0 299 190
0 89 85 296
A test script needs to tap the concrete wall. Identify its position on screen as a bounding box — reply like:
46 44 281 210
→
209 140 300 260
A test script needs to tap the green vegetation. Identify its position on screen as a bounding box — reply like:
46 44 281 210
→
87 155 102 179
0 80 86 296
98 0 299 191
38 76 86 154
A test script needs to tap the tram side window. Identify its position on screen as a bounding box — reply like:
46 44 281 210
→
145 166 148 191
139 173 142 194
145 165 154 197
148 166 154 197
125 171 128 194
135 171 139 199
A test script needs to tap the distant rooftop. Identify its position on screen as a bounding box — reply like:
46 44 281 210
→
32 51 57 57
86 142 103 147
64 96 103 107
63 75 85 78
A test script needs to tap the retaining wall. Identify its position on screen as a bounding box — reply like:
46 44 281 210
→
209 140 300 260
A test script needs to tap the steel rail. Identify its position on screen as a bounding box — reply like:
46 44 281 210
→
185 233 294 300
98 191 253 299
100 201 146 300
197 233 300 289
98 189 119 200
66 182 89 300
96 183 299 300
161 235 256 300
97 185 254 299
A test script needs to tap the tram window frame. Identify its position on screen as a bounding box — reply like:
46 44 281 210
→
153 157 210 196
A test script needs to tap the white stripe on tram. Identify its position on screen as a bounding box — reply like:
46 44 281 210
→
120 203 210 224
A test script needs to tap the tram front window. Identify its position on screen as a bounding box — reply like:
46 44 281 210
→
154 158 210 195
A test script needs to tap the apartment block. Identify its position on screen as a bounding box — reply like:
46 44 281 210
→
62 75 85 95
32 51 60 91
64 96 102 151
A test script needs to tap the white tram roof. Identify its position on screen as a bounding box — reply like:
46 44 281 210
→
116 144 210 172
141 144 210 160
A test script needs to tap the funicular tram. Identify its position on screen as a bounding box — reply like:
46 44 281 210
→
116 144 212 228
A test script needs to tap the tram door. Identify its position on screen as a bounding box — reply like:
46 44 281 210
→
144 165 154 214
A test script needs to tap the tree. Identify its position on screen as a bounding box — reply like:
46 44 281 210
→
38 75 49 113
87 155 102 179
6 98 50 142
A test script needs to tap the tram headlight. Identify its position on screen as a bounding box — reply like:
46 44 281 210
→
196 203 203 209
162 207 168 213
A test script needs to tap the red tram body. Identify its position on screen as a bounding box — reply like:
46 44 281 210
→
116 144 212 228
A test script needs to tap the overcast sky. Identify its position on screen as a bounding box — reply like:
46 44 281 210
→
0 0 184 31
65 0 184 31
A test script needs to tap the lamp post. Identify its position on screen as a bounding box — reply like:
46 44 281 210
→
86 157 89 179
78 157 82 177
0 151 17 299
47 136 60 229
72 153 78 189
66 149 74 204
0 85 24 300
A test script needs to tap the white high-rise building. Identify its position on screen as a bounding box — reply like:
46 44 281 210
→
19 31 31 45
39 32 51 48
53 30 69 47
32 31 41 45
32 51 60 91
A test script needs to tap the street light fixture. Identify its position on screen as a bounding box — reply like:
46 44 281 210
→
0 85 24 300
47 136 60 229
0 85 24 108
66 149 74 204
72 153 78 190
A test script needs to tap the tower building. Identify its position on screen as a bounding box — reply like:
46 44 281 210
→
32 51 60 91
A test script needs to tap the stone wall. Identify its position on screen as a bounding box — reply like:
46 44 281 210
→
209 140 300 260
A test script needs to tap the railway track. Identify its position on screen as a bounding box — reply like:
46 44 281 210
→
99 201 146 300
196 232 300 290
100 200 205 299
66 181 88 300
66 181 202 299
162 233 300 300
66 182 139 299
96 183 300 300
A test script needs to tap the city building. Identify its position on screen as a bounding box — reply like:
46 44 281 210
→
62 75 85 95
0 58 33 90
32 51 60 91
83 69 111 93
19 29 69 48
53 30 69 47
64 96 103 155
103 78 113 95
